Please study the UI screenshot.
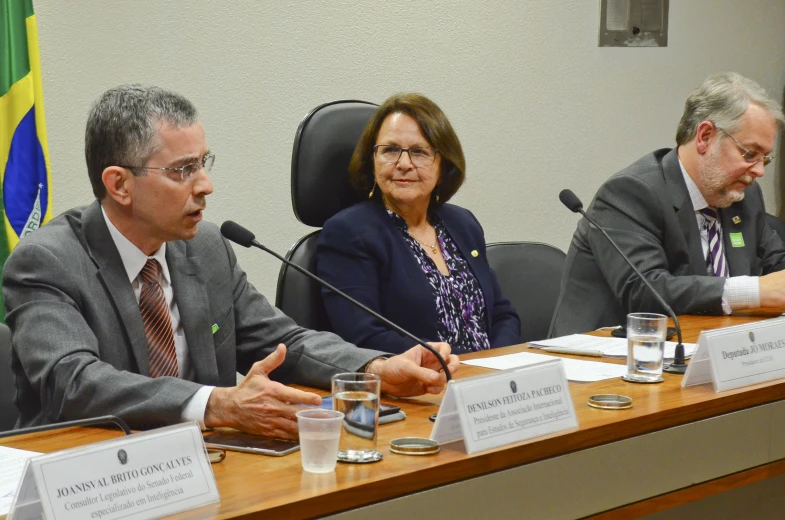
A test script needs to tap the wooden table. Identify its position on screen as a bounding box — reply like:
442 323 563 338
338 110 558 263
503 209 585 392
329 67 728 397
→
4 311 785 519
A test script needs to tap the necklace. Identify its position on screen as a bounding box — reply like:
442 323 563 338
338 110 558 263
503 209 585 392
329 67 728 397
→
412 236 439 255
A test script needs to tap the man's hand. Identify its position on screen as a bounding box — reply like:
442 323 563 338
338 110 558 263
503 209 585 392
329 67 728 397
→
203 344 321 440
759 271 785 308
366 342 459 397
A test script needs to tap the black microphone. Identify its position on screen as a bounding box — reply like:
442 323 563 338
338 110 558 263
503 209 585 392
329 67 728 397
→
220 221 453 381
0 415 132 440
558 189 687 374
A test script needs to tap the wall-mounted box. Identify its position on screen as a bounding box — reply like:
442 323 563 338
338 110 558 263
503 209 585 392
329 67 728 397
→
599 0 669 47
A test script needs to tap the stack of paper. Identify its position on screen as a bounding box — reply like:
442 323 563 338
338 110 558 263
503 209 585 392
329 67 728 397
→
462 351 628 382
529 334 697 361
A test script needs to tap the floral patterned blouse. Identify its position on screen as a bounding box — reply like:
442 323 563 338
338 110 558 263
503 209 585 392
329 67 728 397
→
387 210 491 353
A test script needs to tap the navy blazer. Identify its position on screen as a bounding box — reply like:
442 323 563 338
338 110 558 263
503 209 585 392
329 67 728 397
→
316 201 521 354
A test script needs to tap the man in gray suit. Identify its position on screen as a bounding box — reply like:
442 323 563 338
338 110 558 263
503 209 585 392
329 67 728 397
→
550 72 785 337
2 85 458 438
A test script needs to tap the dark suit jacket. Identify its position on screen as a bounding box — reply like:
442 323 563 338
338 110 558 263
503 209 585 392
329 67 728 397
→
316 201 520 354
2 201 381 428
549 148 785 337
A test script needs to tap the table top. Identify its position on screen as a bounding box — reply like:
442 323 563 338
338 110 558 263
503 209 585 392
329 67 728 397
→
4 310 785 520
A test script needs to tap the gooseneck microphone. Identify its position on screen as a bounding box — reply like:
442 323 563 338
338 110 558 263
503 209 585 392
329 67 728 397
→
0 415 132 440
220 221 453 381
558 189 687 374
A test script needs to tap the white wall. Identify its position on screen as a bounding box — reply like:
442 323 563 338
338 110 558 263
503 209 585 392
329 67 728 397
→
34 0 785 299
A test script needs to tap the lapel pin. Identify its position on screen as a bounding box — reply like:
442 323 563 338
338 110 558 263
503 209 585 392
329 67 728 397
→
471 250 479 257
732 216 741 224
211 324 219 334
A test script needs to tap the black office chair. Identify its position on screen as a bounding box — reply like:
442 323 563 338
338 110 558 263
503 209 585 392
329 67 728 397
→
275 100 378 330
485 242 567 343
0 323 18 431
765 213 785 243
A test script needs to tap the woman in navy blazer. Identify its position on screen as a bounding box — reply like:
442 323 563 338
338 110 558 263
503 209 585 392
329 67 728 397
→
317 93 520 355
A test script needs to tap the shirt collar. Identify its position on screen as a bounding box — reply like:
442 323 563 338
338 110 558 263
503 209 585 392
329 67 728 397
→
101 205 170 284
678 158 711 213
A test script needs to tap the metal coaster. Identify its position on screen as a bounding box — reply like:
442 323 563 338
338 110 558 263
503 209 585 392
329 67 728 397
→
588 394 633 410
622 374 664 384
390 437 440 456
337 450 383 463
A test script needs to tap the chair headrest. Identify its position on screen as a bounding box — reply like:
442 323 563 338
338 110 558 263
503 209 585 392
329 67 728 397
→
290 100 379 227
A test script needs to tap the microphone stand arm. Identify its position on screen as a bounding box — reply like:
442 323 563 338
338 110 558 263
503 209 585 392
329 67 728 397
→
577 209 687 373
252 241 453 381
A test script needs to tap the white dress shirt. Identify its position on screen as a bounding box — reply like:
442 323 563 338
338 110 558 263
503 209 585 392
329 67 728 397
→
678 161 760 313
101 207 214 426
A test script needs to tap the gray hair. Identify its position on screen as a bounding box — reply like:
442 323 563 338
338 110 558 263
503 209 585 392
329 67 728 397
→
675 72 784 146
85 84 199 199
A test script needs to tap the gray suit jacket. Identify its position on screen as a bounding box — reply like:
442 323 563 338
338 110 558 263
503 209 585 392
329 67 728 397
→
549 148 785 337
3 201 382 428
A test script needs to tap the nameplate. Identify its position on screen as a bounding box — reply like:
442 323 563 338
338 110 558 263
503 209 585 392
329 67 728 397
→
9 422 218 520
683 317 785 392
430 359 577 455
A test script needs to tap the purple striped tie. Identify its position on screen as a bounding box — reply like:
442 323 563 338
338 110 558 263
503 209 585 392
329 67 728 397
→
139 259 179 378
700 208 729 278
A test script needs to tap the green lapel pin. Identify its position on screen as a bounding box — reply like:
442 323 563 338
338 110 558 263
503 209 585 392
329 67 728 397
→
729 233 745 248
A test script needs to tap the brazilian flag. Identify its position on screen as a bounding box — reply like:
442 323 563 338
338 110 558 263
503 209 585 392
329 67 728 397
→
1 0 52 322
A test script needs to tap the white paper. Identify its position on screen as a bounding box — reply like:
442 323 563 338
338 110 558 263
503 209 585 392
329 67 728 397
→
531 334 696 361
462 352 627 382
0 446 41 516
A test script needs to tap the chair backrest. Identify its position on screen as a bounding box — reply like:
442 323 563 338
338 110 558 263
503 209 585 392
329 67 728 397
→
0 323 18 431
485 242 567 344
277 100 379 329
290 100 378 227
275 230 333 331
765 213 785 243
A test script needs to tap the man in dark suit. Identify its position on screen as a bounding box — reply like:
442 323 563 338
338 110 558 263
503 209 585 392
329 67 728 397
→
550 72 785 337
2 84 458 437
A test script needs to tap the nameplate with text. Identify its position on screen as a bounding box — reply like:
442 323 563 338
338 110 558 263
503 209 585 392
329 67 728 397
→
430 359 577 455
8 422 218 520
682 317 785 392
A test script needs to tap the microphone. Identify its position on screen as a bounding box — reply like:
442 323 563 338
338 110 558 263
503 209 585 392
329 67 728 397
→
0 415 131 440
558 189 687 374
220 221 453 381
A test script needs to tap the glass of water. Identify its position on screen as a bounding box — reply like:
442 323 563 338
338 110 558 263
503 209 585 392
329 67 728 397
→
623 313 667 384
331 372 383 463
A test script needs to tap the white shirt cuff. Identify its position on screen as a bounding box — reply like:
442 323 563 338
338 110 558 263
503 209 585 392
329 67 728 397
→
722 276 761 314
182 386 215 430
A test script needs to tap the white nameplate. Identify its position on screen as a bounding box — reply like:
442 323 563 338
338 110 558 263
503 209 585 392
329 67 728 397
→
8 422 218 520
430 359 578 455
683 317 785 392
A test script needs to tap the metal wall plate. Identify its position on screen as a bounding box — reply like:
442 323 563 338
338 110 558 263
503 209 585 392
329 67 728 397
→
599 0 669 47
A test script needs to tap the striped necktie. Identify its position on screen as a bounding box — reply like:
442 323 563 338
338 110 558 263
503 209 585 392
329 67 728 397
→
139 259 179 378
700 208 729 278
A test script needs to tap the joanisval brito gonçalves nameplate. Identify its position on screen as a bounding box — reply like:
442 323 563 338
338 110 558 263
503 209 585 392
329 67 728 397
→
8 422 218 520
430 358 578 455
683 317 785 392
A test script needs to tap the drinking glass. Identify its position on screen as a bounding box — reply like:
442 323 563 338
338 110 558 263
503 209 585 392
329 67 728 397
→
623 312 667 383
331 373 383 463
296 409 344 473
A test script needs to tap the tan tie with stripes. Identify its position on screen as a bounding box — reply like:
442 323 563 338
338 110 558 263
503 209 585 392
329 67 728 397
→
139 259 179 378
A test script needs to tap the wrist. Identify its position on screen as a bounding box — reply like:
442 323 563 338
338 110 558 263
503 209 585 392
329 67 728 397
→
204 386 233 429
364 357 387 375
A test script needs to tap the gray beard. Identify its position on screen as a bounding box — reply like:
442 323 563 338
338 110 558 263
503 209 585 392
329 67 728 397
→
699 146 752 208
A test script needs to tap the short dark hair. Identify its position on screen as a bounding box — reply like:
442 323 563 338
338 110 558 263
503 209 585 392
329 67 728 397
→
349 93 465 207
85 84 199 199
